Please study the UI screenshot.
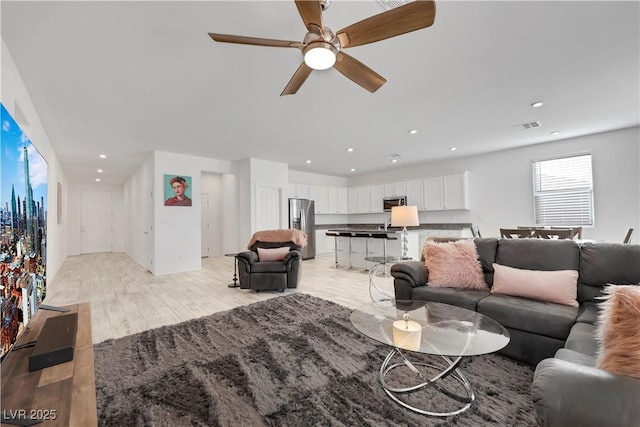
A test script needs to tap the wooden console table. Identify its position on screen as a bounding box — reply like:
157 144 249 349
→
1 303 97 426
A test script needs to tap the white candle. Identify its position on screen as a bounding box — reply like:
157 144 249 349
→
392 319 422 351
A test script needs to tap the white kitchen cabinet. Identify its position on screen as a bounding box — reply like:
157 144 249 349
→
326 186 348 214
287 183 297 199
384 181 408 197
295 184 309 199
327 187 338 214
309 185 329 214
422 172 470 211
423 177 444 211
395 181 407 198
337 187 348 214
443 172 470 210
358 187 372 213
406 179 424 209
315 230 335 255
384 183 395 197
348 187 359 214
370 185 385 213
405 231 421 260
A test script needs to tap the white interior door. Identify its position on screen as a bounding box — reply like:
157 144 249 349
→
255 186 281 231
201 193 210 257
80 190 113 254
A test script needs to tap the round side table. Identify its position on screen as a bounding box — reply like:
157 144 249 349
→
224 253 239 288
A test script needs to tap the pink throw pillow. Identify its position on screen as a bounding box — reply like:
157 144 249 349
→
423 239 487 289
257 247 290 262
491 263 579 307
596 285 640 379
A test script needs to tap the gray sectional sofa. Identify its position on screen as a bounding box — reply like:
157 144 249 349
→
390 238 640 426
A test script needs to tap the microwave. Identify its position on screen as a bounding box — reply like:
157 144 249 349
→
383 196 407 212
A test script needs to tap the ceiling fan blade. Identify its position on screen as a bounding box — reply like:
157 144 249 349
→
281 62 313 96
336 0 436 48
333 52 386 93
294 0 324 33
208 33 302 49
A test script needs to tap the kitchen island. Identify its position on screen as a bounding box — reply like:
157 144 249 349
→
325 228 399 270
319 224 473 269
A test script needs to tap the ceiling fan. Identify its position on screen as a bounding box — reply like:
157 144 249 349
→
208 0 436 96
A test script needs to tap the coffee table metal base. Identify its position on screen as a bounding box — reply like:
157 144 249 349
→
364 256 400 302
379 348 474 417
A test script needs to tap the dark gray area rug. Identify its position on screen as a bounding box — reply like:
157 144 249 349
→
94 293 537 426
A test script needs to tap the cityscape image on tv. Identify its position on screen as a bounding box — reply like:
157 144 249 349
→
0 103 48 359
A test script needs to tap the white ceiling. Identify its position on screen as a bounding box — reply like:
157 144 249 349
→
2 1 639 185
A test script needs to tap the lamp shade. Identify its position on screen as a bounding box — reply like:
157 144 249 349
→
391 205 419 227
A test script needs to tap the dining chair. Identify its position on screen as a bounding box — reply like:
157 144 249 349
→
534 229 575 239
623 228 634 244
500 228 534 239
551 226 582 239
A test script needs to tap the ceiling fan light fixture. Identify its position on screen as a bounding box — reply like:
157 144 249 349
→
303 42 337 70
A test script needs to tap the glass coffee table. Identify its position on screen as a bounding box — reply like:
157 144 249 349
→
351 300 510 416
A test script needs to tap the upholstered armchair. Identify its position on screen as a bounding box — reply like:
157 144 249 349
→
236 241 303 292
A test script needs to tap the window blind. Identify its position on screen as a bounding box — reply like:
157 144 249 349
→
532 154 593 226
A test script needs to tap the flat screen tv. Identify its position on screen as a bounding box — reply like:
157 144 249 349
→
0 103 48 362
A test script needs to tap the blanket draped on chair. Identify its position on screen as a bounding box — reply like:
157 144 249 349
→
246 229 308 249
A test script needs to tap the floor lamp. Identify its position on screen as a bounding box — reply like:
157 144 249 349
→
391 205 420 260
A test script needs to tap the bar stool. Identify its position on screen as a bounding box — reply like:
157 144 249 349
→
338 231 354 270
325 231 340 268
361 235 372 273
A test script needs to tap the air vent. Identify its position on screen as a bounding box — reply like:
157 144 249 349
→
377 0 410 11
512 121 542 130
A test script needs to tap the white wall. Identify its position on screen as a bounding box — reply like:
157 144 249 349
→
235 159 252 251
124 153 154 270
201 172 223 257
222 173 239 253
66 183 125 255
1 39 68 281
152 151 234 275
249 158 289 232
288 170 348 187
348 127 640 243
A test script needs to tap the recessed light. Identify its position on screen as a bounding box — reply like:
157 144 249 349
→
409 129 418 135
449 147 457 151
95 178 101 182
99 154 106 159
350 168 355 172
391 159 398 163
305 160 311 164
531 101 544 108
551 131 561 136
346 148 354 152
97 169 103 173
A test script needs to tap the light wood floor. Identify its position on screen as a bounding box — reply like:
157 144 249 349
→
45 252 397 344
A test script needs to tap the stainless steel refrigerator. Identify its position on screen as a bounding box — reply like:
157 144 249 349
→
289 198 315 260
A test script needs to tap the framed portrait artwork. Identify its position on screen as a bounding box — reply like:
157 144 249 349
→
164 175 192 206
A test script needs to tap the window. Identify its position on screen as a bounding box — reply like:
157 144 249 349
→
532 154 593 226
